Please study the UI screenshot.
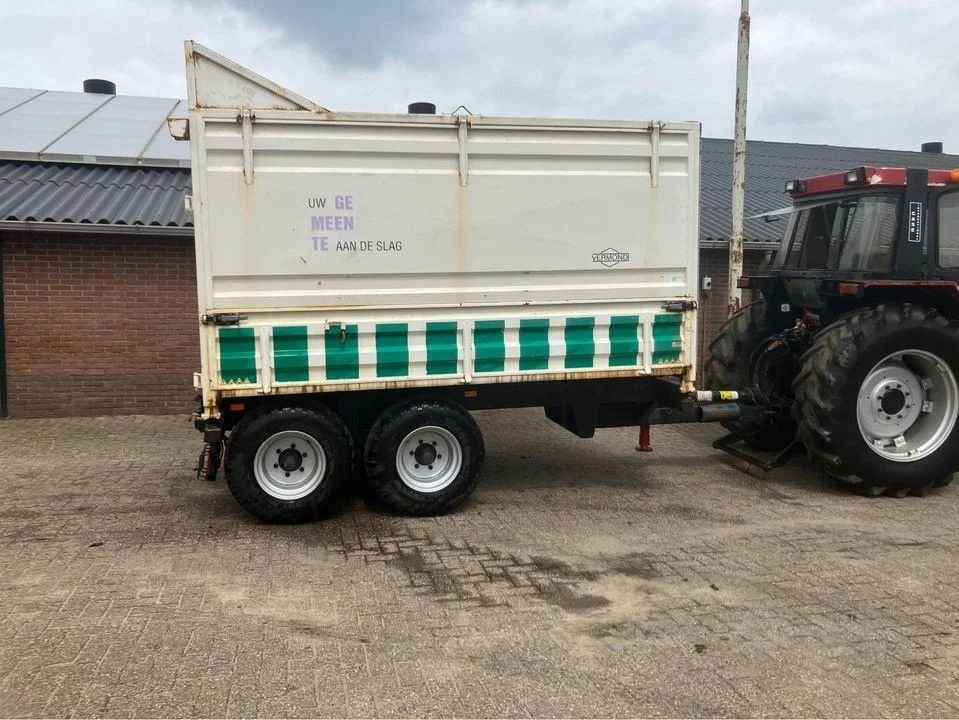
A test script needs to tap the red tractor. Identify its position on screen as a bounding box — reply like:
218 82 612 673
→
706 166 959 496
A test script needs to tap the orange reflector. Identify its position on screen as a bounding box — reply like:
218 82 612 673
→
736 277 752 289
950 169 959 183
838 282 861 296
464 390 478 398
228 403 246 412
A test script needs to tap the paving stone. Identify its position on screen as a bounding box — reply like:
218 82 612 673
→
1 410 959 716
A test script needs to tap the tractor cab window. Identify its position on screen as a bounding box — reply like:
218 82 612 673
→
780 194 901 273
937 191 959 267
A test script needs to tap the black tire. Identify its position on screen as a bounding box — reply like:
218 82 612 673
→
364 399 485 515
225 405 352 523
704 299 796 451
793 303 959 494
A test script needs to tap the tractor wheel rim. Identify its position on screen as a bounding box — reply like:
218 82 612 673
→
856 349 958 463
395 426 462 493
253 430 326 500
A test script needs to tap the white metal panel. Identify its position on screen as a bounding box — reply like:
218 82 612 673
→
185 41 324 112
196 116 697 311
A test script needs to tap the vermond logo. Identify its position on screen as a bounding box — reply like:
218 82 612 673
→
592 248 630 268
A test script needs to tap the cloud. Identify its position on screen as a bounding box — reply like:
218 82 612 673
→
1 0 957 151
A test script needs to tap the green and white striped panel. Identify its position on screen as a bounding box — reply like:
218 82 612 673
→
217 327 261 385
216 321 464 385
215 314 683 385
471 314 681 374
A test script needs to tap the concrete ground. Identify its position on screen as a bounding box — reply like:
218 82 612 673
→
1 410 958 718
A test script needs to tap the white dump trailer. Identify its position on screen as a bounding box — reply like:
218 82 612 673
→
173 42 703 522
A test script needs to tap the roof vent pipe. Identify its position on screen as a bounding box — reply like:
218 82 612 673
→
407 102 436 114
83 79 116 95
921 141 943 154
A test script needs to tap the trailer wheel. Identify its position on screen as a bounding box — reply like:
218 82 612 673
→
704 299 796 450
364 399 484 515
225 405 352 523
793 303 959 495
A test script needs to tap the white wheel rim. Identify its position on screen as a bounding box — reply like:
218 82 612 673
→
395 426 462 493
856 349 958 463
253 430 327 500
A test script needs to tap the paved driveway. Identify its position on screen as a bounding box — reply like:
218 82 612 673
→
1 410 958 718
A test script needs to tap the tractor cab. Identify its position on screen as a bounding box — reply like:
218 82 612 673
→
743 166 959 316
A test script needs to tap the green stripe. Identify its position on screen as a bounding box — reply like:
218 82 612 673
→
474 320 505 373
519 318 550 371
608 315 640 367
376 323 409 377
273 325 309 382
564 317 595 369
426 322 458 375
325 324 359 380
652 314 682 364
218 327 257 384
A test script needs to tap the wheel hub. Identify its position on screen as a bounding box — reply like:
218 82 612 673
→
396 426 463 493
856 350 958 461
253 430 326 500
878 388 906 416
277 448 303 472
414 443 437 465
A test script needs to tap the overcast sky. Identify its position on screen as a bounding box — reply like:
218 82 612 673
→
2 0 957 152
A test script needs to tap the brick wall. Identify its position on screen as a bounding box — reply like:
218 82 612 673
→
1 231 199 418
695 247 770 379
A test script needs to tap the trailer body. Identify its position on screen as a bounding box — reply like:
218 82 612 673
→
179 43 700 417
175 42 704 520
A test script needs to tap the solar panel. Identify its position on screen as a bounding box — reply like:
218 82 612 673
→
0 87 188 166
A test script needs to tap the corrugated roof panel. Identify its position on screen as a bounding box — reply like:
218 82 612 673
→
0 90 113 154
0 160 192 228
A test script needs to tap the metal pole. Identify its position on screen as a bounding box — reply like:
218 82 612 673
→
728 0 750 317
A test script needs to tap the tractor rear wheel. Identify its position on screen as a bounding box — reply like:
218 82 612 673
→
793 303 959 495
704 299 796 451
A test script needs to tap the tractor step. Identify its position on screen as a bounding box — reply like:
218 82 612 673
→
712 427 802 472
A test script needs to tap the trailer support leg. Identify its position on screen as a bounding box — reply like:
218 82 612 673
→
635 424 653 452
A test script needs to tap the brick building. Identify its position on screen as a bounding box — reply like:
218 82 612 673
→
2 84 957 418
